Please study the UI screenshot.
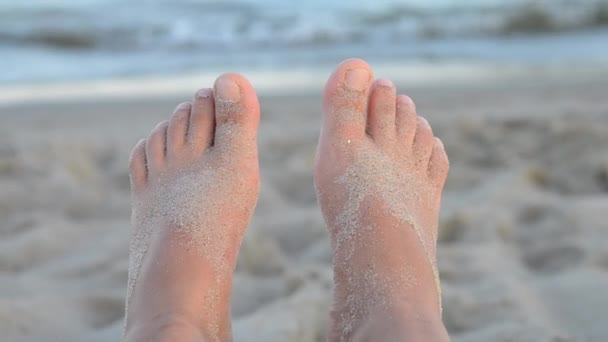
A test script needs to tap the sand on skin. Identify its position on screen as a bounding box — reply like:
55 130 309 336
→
318 143 443 340
1 66 608 341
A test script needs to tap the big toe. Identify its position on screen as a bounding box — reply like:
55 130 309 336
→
322 58 373 141
212 73 260 157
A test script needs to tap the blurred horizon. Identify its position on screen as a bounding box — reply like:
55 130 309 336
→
2 0 608 84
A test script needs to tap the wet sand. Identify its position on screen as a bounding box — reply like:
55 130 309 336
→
1 65 608 341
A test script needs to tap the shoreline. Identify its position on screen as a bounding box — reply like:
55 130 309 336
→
2 61 607 107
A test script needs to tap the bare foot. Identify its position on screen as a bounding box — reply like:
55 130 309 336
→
124 74 260 341
315 59 450 341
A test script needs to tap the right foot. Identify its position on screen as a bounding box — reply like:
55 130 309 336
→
124 74 261 341
315 59 450 341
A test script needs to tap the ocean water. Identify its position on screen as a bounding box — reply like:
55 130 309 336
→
1 0 608 83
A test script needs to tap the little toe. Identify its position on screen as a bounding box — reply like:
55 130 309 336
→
322 58 373 140
167 102 191 159
212 73 260 152
145 120 169 176
412 116 435 165
188 88 215 151
396 95 418 148
367 79 397 148
428 137 449 186
129 138 148 191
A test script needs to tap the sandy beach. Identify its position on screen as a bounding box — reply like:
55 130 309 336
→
1 64 608 341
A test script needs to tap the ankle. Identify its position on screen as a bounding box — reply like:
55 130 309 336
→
353 310 449 342
125 312 206 342
330 297 448 342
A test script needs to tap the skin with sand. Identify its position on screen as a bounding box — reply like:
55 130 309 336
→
125 74 261 341
124 59 449 341
315 59 449 341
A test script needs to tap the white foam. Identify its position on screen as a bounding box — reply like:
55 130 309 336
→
0 62 526 105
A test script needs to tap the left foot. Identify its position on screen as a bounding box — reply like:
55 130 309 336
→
315 58 450 341
124 74 261 341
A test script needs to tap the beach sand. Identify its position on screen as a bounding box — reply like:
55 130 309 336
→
1 64 607 341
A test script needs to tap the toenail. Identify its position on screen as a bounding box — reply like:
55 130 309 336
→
176 102 191 111
154 120 169 130
376 79 394 88
196 88 212 99
344 68 370 91
215 77 241 102
397 95 414 107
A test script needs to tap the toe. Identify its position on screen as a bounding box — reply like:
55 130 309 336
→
396 95 417 147
412 116 435 165
367 79 396 147
428 137 449 186
167 102 191 158
212 73 260 151
145 120 169 175
188 88 215 151
129 139 147 191
322 58 373 140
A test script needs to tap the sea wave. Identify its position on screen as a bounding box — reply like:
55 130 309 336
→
1 0 607 51
1 0 607 83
